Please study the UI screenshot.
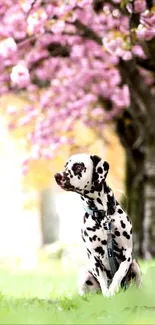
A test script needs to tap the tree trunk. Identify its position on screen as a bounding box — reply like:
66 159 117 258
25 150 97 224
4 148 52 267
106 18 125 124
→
125 149 145 257
116 53 155 258
40 188 60 245
142 143 155 258
116 114 155 258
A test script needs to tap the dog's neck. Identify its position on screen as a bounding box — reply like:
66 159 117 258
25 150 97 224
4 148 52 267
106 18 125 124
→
81 181 116 216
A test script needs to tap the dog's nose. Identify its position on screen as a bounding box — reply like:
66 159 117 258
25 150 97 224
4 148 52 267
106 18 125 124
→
54 173 62 184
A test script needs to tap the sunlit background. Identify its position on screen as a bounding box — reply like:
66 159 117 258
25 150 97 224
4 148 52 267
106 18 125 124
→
0 93 125 271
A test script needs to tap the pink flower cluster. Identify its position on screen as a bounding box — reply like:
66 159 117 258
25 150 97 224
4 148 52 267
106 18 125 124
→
0 0 154 166
137 11 155 41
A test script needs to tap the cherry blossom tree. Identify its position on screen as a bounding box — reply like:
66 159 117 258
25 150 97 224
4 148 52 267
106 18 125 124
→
0 0 155 257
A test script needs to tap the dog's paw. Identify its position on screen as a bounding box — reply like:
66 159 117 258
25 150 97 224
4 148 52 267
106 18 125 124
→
101 290 110 298
100 287 111 298
108 284 119 297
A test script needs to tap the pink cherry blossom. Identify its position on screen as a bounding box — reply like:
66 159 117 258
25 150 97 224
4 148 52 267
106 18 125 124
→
134 0 146 13
11 64 30 88
27 9 47 35
7 105 17 115
0 37 17 58
136 26 155 41
132 45 146 58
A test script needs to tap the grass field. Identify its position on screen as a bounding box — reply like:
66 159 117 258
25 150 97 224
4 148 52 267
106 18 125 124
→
0 259 155 324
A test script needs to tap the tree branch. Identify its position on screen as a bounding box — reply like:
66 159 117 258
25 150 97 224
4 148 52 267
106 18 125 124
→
70 19 102 45
136 57 155 72
26 0 38 18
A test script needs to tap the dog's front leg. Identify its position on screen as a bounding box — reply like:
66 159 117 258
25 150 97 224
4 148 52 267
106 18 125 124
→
98 268 110 297
108 250 132 296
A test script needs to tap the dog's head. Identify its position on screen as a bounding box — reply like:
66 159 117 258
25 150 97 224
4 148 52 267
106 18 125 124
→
54 153 109 195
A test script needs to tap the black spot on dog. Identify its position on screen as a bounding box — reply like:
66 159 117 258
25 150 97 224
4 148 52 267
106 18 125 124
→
76 187 82 192
122 255 126 262
95 246 105 256
93 224 100 231
84 190 89 195
89 237 93 242
87 248 91 255
123 231 130 240
92 235 97 241
94 182 103 192
104 266 113 279
87 200 96 209
103 161 109 172
101 240 107 245
72 162 86 178
81 233 86 242
91 156 105 190
84 230 88 237
115 230 120 237
95 266 99 276
126 215 131 224
120 220 126 229
83 212 89 223
86 280 93 286
97 197 102 205
118 209 123 214
93 172 99 183
103 183 111 194
94 256 104 272
97 167 103 174
87 227 95 232
114 251 126 262
128 257 131 262
130 228 132 234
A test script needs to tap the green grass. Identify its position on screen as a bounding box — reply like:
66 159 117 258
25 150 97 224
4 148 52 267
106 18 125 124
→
0 260 155 324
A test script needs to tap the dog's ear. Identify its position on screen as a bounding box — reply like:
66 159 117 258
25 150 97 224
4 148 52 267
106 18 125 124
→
91 155 109 189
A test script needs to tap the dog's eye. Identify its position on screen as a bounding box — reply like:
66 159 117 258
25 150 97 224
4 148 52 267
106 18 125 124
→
72 163 84 175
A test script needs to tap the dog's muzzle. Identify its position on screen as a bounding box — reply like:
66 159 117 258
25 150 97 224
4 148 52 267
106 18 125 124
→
54 173 63 186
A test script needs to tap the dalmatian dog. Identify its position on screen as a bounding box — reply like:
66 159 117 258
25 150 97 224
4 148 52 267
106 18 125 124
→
54 153 142 297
